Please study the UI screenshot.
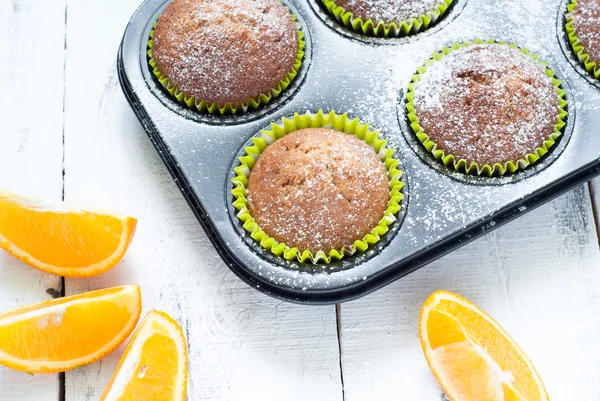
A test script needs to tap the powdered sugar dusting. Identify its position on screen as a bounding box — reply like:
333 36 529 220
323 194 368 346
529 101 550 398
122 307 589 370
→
152 0 299 106
247 128 390 253
129 0 600 291
413 44 560 166
335 0 443 24
569 0 600 66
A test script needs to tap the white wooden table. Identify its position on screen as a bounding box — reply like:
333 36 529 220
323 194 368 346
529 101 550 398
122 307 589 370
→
2 1 600 400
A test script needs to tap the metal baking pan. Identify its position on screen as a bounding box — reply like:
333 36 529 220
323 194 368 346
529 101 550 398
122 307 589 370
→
117 0 600 304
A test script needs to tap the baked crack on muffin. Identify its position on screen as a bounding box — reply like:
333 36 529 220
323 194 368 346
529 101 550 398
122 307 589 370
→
412 44 561 167
246 128 390 254
152 0 300 107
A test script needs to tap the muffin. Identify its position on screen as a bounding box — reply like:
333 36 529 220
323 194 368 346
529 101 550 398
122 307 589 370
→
150 0 303 113
408 42 565 175
322 0 453 37
566 0 600 79
246 128 390 254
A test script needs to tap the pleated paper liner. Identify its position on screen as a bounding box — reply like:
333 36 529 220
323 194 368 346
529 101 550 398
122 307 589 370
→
147 12 305 116
320 0 453 37
231 110 404 264
565 0 600 80
406 39 568 177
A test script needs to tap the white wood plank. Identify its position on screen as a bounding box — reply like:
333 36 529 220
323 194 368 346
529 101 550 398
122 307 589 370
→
0 1 65 400
339 185 600 401
61 1 343 400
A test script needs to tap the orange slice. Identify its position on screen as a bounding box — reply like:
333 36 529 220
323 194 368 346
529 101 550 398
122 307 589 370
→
420 290 549 401
0 189 137 277
0 285 142 373
101 310 188 401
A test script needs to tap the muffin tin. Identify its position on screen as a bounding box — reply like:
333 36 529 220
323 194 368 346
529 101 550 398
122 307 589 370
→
117 0 600 304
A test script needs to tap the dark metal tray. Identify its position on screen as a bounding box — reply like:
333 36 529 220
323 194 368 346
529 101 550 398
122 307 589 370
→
117 0 600 304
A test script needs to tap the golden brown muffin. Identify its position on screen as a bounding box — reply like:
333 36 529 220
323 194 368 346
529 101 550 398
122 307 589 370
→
569 0 600 70
247 128 389 254
333 0 442 24
412 44 560 166
152 0 299 107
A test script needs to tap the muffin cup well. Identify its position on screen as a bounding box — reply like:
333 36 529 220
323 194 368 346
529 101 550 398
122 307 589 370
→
405 39 568 177
565 0 600 80
320 0 453 37
147 13 305 116
231 110 404 264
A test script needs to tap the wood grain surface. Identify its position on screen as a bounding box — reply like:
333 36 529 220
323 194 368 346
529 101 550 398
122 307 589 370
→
0 1 64 400
0 1 599 400
339 185 600 401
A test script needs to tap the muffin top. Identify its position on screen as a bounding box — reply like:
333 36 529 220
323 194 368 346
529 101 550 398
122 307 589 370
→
333 0 441 24
247 128 390 254
569 0 600 68
412 44 560 166
152 0 299 107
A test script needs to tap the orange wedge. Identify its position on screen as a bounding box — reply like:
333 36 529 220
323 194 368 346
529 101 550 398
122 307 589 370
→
0 189 137 277
101 310 188 401
419 290 549 401
0 285 142 373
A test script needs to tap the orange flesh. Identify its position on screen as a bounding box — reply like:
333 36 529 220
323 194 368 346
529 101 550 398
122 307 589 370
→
0 191 136 276
0 286 141 373
0 200 125 267
118 332 180 400
101 311 187 401
420 291 548 401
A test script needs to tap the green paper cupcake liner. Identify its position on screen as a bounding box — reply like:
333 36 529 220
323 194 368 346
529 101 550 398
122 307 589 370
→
147 12 305 115
406 39 568 177
320 0 453 37
565 0 600 80
231 110 405 264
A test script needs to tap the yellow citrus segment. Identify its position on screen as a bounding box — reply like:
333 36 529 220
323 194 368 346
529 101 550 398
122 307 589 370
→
0 190 137 277
0 285 142 373
420 290 548 401
101 310 188 401
426 309 468 349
